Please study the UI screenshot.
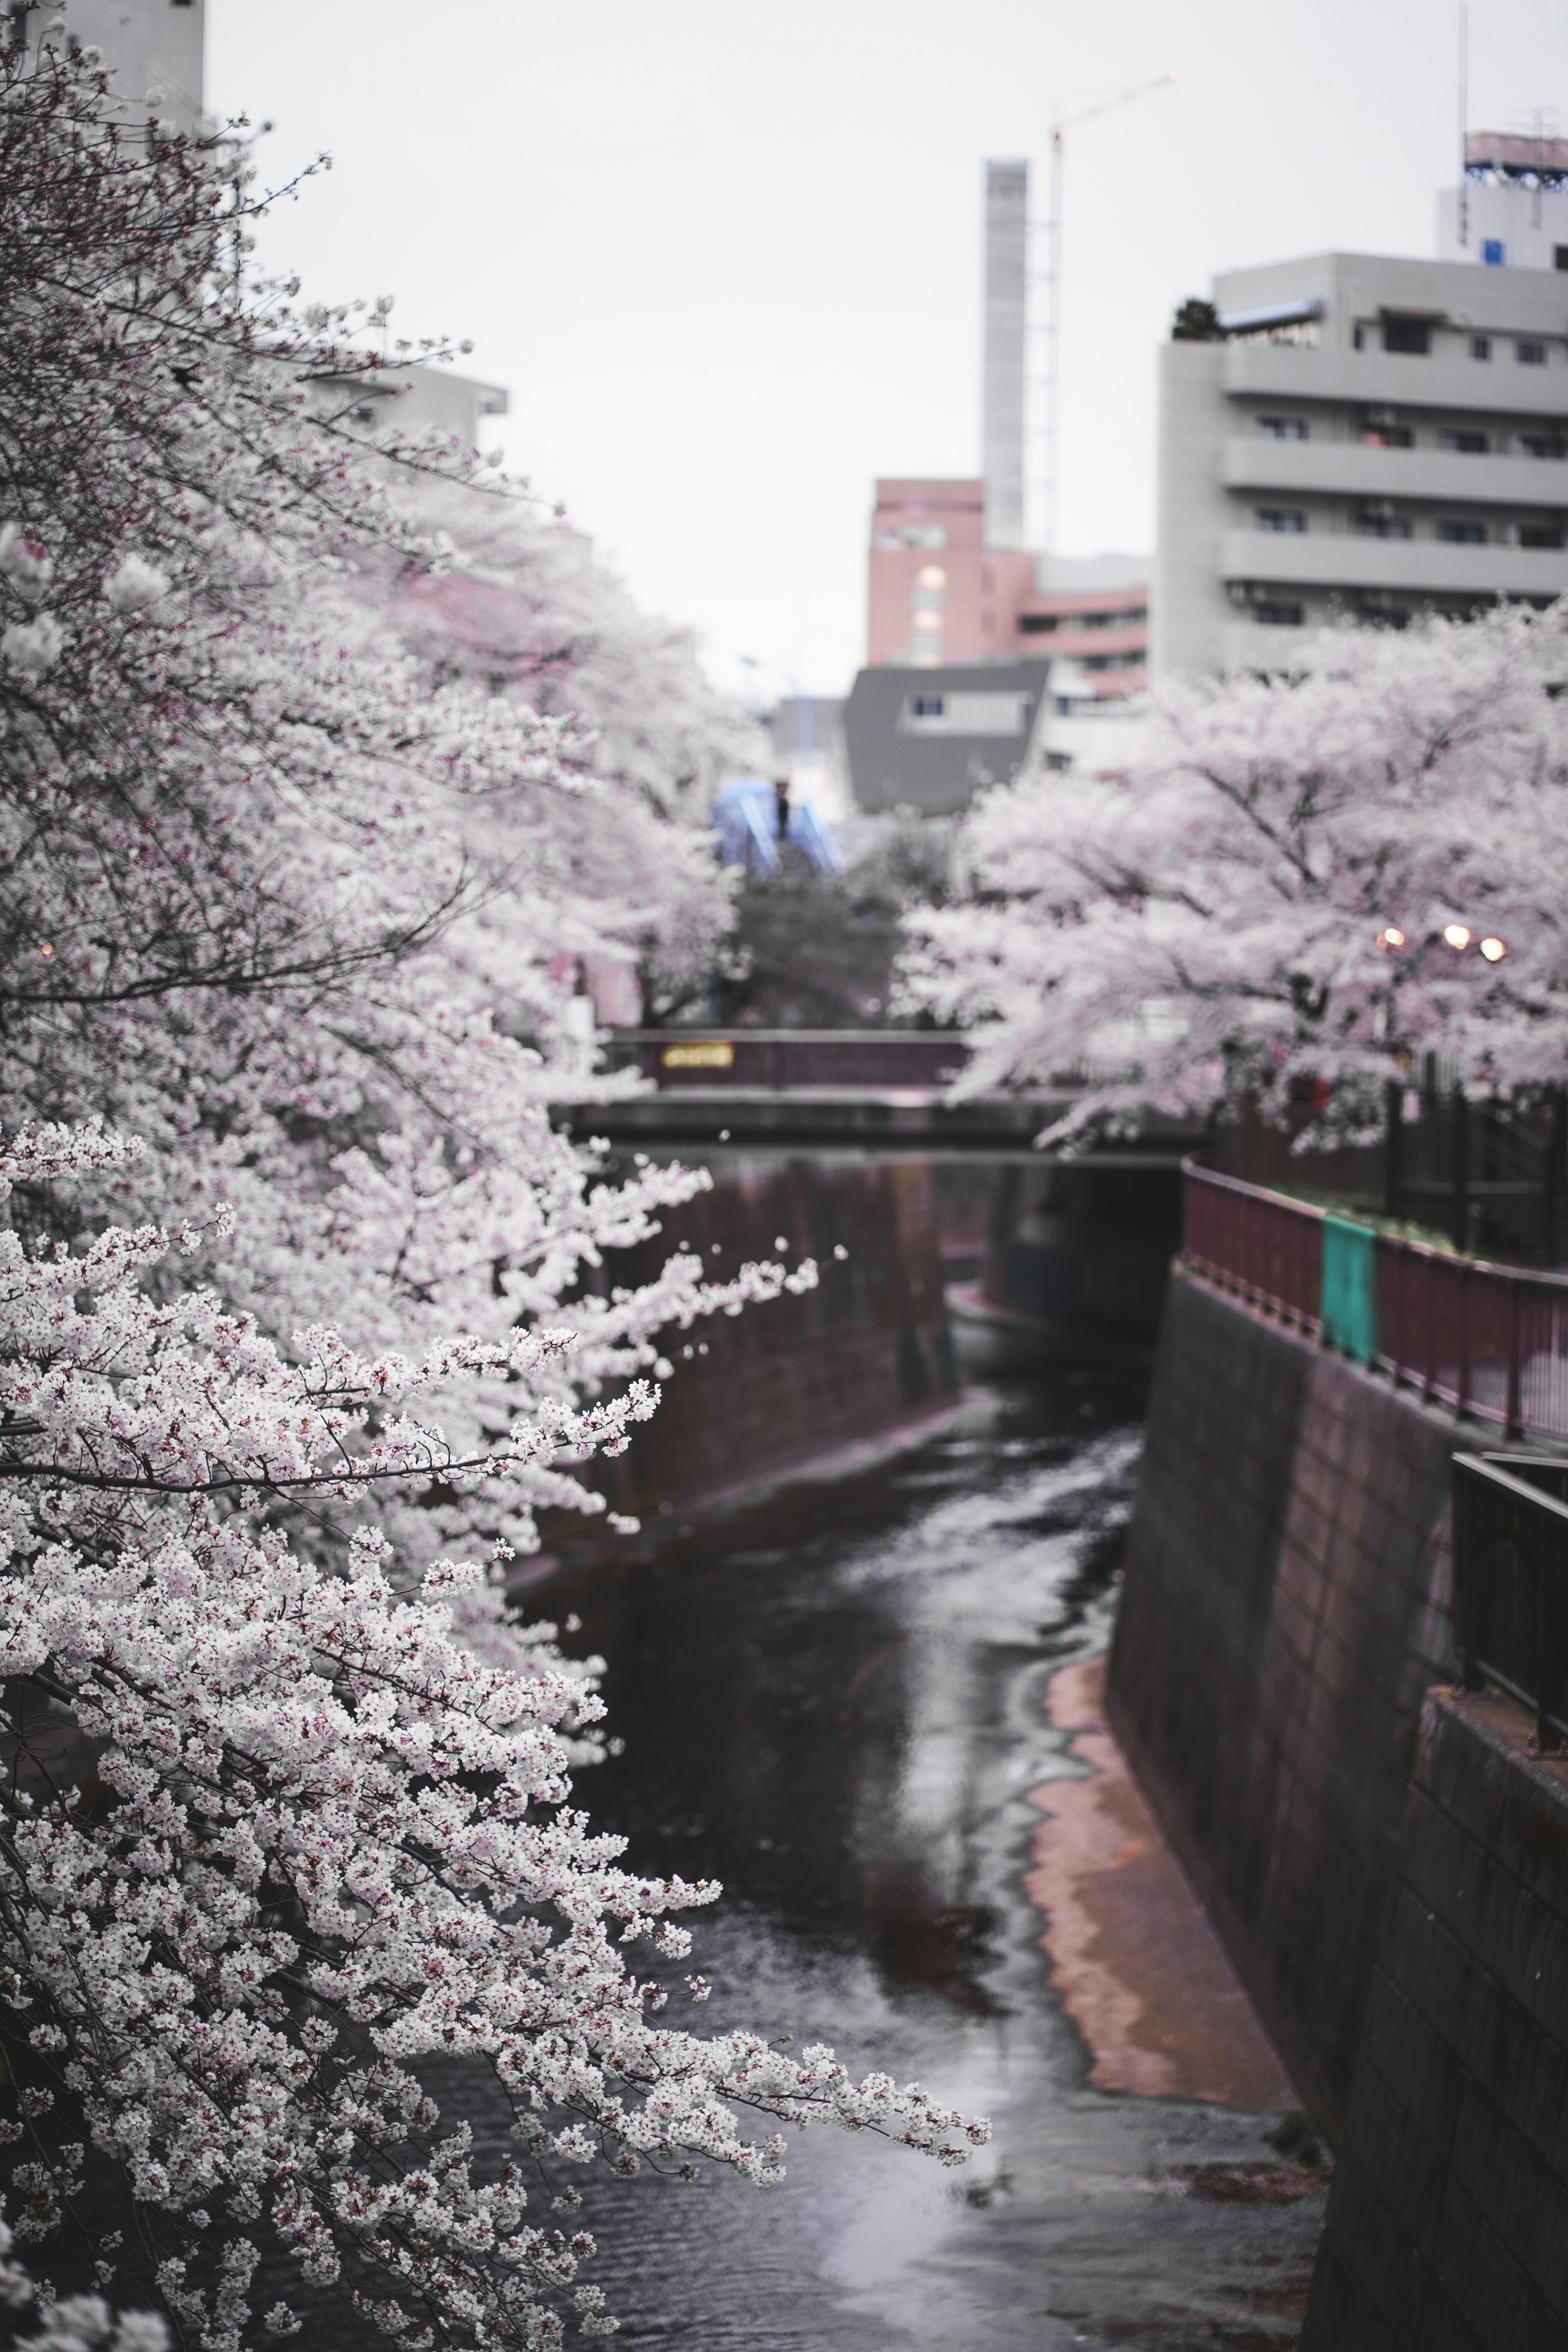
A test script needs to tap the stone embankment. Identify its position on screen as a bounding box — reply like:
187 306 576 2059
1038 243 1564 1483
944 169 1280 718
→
1109 1265 1568 2349
599 1154 958 1522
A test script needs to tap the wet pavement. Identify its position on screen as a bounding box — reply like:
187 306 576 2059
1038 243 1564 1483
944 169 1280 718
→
494 1373 1330 2348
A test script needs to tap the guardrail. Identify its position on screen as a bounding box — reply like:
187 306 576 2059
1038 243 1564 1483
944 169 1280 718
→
1452 1452 1568 1750
1183 1160 1568 1441
600 1030 971 1091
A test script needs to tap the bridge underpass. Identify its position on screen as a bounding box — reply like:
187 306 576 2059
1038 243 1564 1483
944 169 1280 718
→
549 1028 1203 1167
550 1031 1204 1363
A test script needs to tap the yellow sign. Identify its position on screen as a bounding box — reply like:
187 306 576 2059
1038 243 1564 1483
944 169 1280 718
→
661 1040 735 1070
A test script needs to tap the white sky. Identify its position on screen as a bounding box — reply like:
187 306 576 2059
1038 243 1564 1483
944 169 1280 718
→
207 0 1568 700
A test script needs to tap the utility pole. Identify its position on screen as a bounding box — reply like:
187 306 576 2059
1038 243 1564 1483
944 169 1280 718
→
1042 74 1176 554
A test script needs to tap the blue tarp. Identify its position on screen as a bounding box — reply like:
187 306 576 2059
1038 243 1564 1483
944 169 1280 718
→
713 777 844 878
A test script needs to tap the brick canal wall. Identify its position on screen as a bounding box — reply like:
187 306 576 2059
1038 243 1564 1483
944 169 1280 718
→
599 1155 956 1520
1105 1269 1457 2126
1302 1687 1568 2351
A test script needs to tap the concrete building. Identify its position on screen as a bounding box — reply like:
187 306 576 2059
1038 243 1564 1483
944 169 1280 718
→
307 366 510 452
866 479 1036 666
15 0 208 136
1156 214 1568 676
982 158 1029 548
1028 553 1151 778
1437 130 1568 273
17 2 508 451
842 658 1051 816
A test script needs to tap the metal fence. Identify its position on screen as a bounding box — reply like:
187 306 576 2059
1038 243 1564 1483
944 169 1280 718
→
1183 1160 1568 1442
1452 1452 1568 1750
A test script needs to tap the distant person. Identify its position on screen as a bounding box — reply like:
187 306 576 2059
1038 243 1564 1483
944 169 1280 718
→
774 775 791 844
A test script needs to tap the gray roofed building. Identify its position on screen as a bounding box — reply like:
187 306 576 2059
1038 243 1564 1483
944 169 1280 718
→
842 658 1051 816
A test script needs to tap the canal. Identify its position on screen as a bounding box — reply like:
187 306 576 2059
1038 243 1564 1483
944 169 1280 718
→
492 1367 1328 2349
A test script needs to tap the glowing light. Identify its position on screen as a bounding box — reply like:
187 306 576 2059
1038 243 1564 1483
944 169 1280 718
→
1443 924 1472 951
1479 936 1508 962
1377 926 1406 950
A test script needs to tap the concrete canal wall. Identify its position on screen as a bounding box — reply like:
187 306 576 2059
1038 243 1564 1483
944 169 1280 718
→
1106 1269 1457 2126
1302 1687 1568 2351
600 1154 957 1520
1111 1268 1568 2347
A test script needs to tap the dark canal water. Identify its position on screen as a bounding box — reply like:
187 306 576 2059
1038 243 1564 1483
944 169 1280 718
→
486 1372 1327 2350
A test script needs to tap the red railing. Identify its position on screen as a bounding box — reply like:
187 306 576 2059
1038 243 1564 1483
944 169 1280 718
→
1182 1161 1568 1442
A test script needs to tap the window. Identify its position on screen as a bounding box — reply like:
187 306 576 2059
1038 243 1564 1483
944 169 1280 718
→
1363 423 1412 449
1256 508 1306 533
873 523 948 551
1382 318 1431 356
1472 335 1492 360
1482 238 1506 266
1256 601 1304 626
899 692 1030 737
1557 247 1568 271
911 566 945 616
1353 324 1366 350
1518 340 1548 365
1438 519 1487 543
1519 432 1568 459
1018 613 1058 634
1439 429 1489 454
1358 513 1412 539
1520 523 1564 549
1258 416 1307 440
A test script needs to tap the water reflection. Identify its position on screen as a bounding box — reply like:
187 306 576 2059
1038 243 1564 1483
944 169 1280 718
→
494 1376 1327 2349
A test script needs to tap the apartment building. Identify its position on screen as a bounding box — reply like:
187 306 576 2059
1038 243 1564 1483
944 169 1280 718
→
1156 241 1568 676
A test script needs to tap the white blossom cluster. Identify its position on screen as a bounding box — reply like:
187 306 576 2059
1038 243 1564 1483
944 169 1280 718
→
903 607 1568 1139
0 1123 984 2348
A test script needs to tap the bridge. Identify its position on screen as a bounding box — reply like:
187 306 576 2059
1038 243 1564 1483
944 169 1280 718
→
550 1029 1203 1163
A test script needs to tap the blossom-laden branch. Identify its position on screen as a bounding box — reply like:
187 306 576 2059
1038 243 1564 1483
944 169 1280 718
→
901 606 1568 1142
0 1124 982 2351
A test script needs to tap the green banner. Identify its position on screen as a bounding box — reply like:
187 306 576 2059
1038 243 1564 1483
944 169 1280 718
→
1321 1216 1377 1365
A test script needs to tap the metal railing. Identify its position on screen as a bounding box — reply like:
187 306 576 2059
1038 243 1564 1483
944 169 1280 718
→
1452 1452 1568 1750
1183 1160 1568 1442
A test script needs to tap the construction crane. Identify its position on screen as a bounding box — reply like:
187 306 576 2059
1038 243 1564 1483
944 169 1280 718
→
1042 73 1177 553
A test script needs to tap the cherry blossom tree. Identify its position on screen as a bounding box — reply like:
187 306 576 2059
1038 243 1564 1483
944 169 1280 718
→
0 40 987 2346
0 24 745 1549
902 605 1568 1140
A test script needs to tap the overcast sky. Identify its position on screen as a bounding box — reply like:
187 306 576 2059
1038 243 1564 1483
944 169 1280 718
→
207 0 1568 700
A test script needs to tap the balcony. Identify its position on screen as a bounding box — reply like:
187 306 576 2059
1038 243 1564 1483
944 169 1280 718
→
1223 342 1568 423
1219 529 1568 598
1221 437 1568 507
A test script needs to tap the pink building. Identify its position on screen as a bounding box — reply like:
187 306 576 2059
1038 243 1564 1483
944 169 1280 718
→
866 478 1148 698
867 480 1033 666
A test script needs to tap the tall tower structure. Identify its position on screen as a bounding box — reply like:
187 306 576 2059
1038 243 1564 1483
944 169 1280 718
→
982 158 1029 549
